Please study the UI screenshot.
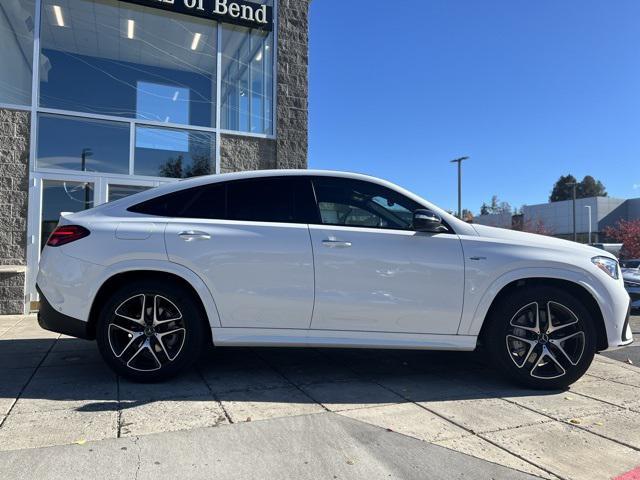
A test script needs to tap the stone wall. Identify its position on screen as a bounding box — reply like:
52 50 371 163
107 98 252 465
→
220 134 277 173
0 108 30 315
275 0 309 169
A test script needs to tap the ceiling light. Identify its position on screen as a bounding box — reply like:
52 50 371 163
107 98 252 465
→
255 50 263 62
191 33 202 50
172 91 179 101
53 5 64 27
127 19 135 39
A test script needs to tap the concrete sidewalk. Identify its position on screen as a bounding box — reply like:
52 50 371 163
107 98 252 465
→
0 412 541 480
1 315 640 479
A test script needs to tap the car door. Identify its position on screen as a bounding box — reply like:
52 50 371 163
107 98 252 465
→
308 176 465 334
164 176 316 330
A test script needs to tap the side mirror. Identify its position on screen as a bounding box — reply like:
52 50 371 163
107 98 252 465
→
413 209 446 233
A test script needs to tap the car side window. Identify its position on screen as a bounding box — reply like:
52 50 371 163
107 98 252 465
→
128 183 225 219
312 177 421 230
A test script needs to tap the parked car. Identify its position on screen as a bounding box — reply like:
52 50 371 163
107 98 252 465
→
621 259 640 274
623 270 640 311
36 170 633 388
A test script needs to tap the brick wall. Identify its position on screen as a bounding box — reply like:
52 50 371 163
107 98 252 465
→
220 134 276 173
0 108 30 315
275 0 309 169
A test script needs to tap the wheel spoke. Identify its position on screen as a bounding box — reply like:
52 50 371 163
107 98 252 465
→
115 294 147 326
506 334 537 368
546 301 578 334
155 328 186 361
530 345 566 379
108 324 144 358
509 302 541 334
549 331 585 366
126 338 162 372
153 295 183 326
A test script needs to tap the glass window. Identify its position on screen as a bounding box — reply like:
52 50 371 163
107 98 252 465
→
41 180 94 249
108 184 152 202
227 178 312 223
129 183 225 219
0 0 35 106
313 177 421 230
134 126 214 178
37 114 130 174
39 0 217 127
221 25 274 134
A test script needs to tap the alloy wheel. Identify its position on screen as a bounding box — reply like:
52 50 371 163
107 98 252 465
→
505 301 586 380
107 294 186 372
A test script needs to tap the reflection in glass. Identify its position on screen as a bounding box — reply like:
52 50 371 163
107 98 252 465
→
37 114 130 174
39 0 217 127
108 184 151 202
0 0 35 105
41 180 94 249
134 126 214 178
221 25 274 134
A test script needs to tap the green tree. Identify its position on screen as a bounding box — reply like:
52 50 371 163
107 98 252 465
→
549 174 578 202
480 195 512 215
578 175 607 198
549 174 607 202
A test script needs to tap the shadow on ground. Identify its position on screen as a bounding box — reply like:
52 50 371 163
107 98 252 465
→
0 337 562 414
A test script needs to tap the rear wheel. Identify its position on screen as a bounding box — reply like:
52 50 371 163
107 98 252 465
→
485 286 597 389
96 280 205 382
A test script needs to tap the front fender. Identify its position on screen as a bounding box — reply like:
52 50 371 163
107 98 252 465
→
458 267 607 336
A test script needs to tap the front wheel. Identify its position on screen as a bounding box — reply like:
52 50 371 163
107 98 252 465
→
485 286 597 389
96 280 205 382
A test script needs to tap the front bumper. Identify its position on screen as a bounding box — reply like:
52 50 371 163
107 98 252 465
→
37 285 93 340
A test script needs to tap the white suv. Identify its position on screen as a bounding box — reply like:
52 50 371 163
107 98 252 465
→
36 170 633 387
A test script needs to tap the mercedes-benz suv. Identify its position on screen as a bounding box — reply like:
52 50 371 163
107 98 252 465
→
36 170 633 387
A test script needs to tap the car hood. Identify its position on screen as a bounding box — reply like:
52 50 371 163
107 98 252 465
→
471 224 615 259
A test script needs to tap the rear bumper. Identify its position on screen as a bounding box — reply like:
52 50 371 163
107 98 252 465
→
37 285 93 340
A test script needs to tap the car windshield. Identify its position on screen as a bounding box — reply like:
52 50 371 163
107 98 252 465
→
622 260 640 269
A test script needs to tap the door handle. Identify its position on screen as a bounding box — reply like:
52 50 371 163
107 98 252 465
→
178 230 211 241
322 239 352 248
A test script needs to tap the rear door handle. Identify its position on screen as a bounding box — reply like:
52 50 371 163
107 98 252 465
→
179 230 211 241
322 239 352 248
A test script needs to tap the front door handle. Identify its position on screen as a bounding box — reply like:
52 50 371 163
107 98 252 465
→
322 239 352 248
178 230 211 242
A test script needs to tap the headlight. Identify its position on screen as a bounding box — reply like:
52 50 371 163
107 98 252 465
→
591 256 619 279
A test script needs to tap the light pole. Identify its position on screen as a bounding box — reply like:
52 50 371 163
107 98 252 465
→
567 181 578 242
584 205 592 244
450 156 469 218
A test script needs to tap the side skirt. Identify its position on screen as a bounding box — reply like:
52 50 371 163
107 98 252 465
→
211 327 477 351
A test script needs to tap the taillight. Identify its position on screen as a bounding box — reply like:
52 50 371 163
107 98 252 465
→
46 225 90 247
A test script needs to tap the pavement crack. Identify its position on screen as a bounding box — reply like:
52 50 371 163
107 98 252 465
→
133 436 142 480
196 367 234 424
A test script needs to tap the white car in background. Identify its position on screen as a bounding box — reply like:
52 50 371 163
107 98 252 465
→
36 170 633 388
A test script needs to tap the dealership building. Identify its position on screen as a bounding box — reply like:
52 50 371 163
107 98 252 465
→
0 0 310 314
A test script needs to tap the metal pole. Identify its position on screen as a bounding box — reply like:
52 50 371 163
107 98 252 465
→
457 160 462 218
450 156 469 218
585 205 592 244
567 181 578 242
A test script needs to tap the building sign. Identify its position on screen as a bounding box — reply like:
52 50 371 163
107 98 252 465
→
119 0 273 31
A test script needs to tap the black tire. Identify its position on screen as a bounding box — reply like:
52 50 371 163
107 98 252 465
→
485 286 597 389
96 279 205 382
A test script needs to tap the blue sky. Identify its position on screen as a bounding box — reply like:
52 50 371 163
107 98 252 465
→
308 0 640 214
